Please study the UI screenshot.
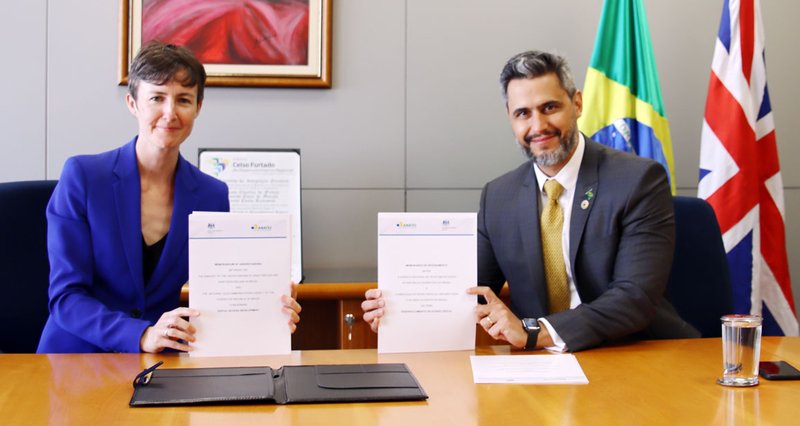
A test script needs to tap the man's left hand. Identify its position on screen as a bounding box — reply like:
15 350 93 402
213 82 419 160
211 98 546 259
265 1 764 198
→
282 283 302 334
467 286 528 348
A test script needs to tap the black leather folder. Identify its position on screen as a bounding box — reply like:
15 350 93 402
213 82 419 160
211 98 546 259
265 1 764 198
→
129 362 428 406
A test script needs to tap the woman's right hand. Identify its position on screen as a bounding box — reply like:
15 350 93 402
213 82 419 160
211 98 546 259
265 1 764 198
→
361 288 385 333
139 307 200 353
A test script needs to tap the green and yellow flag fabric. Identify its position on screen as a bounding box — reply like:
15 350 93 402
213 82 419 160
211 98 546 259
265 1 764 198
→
578 0 675 193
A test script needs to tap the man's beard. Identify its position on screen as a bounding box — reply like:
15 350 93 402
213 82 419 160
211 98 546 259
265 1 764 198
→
520 124 579 167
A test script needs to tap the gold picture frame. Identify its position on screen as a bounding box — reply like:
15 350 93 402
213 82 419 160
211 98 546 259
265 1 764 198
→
119 0 332 88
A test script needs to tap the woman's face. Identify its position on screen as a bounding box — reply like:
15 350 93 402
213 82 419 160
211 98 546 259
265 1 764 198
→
126 73 202 153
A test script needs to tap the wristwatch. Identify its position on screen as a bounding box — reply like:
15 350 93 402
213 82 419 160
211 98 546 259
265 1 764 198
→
521 318 541 350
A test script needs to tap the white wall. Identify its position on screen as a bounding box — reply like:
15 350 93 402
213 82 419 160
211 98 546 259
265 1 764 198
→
2 0 799 317
2 1 47 180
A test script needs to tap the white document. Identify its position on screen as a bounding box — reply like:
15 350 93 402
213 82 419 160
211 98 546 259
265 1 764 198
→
188 212 291 357
470 355 589 384
377 212 477 353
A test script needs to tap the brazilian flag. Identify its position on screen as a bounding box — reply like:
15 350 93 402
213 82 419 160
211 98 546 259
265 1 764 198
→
578 0 675 193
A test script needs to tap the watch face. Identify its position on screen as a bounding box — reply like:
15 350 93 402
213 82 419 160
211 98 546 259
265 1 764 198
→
522 318 539 330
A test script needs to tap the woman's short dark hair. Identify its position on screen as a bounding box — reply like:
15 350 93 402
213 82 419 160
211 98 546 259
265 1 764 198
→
499 50 577 102
128 42 207 102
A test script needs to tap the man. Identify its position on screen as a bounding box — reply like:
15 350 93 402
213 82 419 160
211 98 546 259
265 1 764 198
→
363 51 698 352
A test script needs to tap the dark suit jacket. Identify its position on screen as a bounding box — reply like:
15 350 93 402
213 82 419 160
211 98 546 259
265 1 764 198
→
37 138 230 353
478 139 699 351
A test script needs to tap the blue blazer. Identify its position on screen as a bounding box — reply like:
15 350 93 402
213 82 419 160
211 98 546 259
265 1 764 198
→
478 139 699 351
37 138 229 353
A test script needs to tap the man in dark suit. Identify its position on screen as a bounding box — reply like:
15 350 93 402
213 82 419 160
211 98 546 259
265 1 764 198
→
363 51 698 351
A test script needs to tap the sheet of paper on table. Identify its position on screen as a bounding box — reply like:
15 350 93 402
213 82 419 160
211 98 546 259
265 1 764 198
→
470 354 589 384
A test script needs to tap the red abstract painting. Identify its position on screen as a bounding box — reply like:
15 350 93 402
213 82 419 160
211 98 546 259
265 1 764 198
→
142 0 310 65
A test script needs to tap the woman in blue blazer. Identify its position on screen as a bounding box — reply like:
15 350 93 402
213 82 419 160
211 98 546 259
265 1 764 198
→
37 43 301 353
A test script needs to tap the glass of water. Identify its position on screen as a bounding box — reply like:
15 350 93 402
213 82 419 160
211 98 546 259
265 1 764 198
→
717 314 762 387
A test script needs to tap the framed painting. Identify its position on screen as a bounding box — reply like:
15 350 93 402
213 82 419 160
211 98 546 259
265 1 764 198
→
119 0 332 88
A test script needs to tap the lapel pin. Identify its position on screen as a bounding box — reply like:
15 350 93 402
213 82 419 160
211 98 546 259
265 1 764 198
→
581 188 594 210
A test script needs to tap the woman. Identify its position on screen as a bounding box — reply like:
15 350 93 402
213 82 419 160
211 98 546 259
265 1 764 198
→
37 42 301 353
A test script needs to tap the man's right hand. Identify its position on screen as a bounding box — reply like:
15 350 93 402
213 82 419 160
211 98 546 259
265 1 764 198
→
361 288 385 333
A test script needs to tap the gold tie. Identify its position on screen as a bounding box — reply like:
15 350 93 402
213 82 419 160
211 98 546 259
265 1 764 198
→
541 179 570 313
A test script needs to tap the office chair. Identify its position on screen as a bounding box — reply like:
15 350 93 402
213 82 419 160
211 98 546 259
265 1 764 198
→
665 196 733 338
0 180 58 352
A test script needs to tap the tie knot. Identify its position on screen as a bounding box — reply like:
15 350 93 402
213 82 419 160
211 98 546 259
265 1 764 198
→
544 179 564 201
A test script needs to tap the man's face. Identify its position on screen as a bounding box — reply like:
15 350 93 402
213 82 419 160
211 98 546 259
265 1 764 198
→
126 73 201 153
506 73 582 175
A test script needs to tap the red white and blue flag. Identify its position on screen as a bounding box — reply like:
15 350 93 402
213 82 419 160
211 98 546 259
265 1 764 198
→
698 0 798 336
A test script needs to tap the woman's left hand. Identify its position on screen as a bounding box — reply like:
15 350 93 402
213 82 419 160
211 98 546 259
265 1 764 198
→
282 282 302 333
140 307 200 353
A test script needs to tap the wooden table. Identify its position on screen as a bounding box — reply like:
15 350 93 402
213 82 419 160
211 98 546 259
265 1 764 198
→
3 337 798 425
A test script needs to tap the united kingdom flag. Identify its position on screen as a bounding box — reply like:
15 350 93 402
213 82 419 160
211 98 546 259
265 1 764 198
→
698 0 798 335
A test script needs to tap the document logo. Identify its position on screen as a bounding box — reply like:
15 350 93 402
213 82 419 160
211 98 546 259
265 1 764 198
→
250 224 272 231
395 221 417 229
440 219 458 231
206 158 229 177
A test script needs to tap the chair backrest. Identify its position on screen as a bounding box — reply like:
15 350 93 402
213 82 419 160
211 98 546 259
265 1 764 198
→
0 180 58 352
666 196 733 337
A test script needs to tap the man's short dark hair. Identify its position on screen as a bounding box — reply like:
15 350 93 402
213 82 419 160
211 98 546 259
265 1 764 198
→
499 50 577 102
128 42 207 102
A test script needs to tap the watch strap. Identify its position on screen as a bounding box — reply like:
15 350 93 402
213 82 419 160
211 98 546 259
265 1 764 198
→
522 319 540 351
